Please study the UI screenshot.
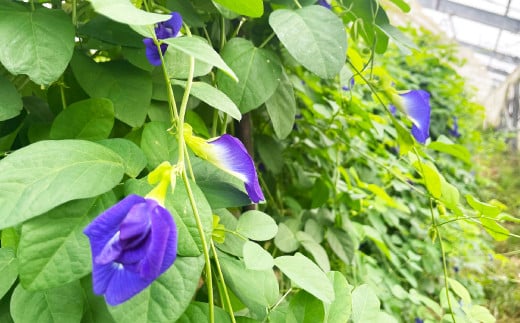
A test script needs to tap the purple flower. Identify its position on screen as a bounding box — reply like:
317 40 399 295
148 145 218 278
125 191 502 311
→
143 12 183 66
342 78 355 91
317 0 331 9
415 318 424 323
207 135 265 203
83 195 177 305
449 116 461 138
392 90 431 144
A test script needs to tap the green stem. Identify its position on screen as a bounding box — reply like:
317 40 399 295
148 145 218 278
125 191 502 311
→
210 241 236 323
414 148 456 323
259 33 275 49
220 15 226 51
230 18 246 39
153 28 179 127
177 24 214 323
30 0 35 11
72 0 77 26
181 172 214 323
60 83 67 110
220 114 230 135
292 0 302 9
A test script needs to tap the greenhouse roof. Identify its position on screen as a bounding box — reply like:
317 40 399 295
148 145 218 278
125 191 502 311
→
417 0 520 85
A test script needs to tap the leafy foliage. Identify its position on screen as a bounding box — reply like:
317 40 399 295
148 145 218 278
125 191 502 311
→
0 0 515 322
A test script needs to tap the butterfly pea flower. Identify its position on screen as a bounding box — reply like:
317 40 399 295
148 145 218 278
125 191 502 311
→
83 194 178 305
184 125 265 203
449 116 461 138
317 0 332 9
389 90 431 144
143 12 183 66
342 78 355 91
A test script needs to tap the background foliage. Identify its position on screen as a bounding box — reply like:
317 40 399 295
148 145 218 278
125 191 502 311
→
0 0 517 322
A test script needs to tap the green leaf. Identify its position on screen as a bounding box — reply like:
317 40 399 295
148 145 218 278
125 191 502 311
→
391 116 414 154
98 138 148 178
0 75 22 121
296 231 330 272
351 284 380 322
212 0 263 17
412 160 442 199
217 38 282 113
219 252 279 320
467 305 496 323
50 98 114 140
428 138 471 164
214 209 246 257
164 47 213 79
269 6 347 79
163 36 238 81
274 253 335 303
177 302 232 323
265 70 296 139
274 222 300 253
326 228 357 264
447 278 471 304
243 240 274 271
311 178 330 208
0 140 124 230
191 159 251 209
71 53 152 127
481 218 510 241
140 122 179 169
466 194 502 218
10 281 84 323
289 291 325 323
377 23 417 55
388 0 411 12
170 180 213 255
88 0 172 25
18 194 116 290
324 272 353 323
236 210 278 241
109 256 204 323
80 276 115 323
0 4 74 85
0 248 18 299
172 80 241 120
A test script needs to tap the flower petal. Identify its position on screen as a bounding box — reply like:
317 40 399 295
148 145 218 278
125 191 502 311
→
156 12 183 39
208 135 265 203
138 204 177 280
103 264 153 306
401 90 431 144
317 0 331 9
143 38 162 66
84 195 145 255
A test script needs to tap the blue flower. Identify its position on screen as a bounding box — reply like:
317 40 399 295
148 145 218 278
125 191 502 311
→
317 0 332 9
184 126 265 203
414 318 424 323
391 90 431 144
143 12 183 66
448 116 461 138
84 195 177 305
342 78 355 91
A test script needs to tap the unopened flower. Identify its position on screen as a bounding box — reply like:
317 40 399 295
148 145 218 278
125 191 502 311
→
317 0 332 9
84 195 177 305
184 125 265 203
448 116 461 138
390 90 431 144
143 12 183 66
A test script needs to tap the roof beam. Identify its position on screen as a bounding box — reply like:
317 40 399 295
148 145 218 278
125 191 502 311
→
418 0 520 33
458 41 520 66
